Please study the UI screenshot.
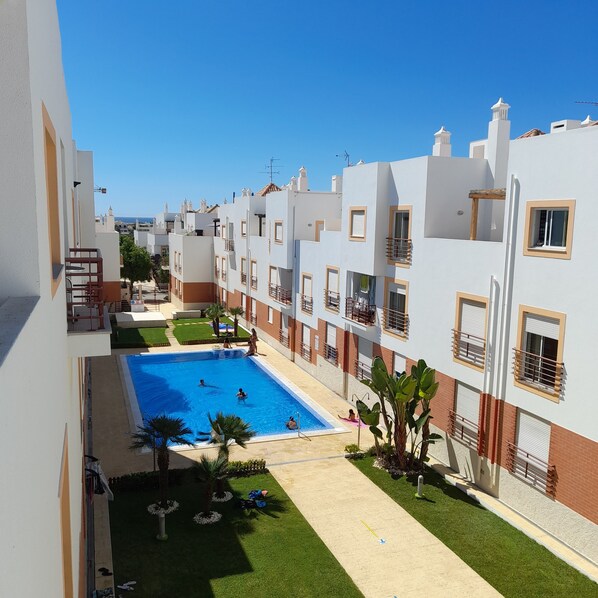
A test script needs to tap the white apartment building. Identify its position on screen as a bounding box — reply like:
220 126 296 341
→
171 101 598 563
0 1 113 596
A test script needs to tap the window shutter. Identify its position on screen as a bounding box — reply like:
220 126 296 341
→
455 382 480 424
303 276 312 296
460 300 486 338
327 269 339 291
358 338 372 366
517 411 551 463
524 313 559 340
302 324 311 345
326 323 336 346
351 210 365 237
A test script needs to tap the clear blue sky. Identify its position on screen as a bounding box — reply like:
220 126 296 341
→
57 0 598 217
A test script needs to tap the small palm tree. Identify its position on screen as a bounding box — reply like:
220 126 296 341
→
205 303 226 337
130 415 193 508
194 455 228 515
229 306 244 337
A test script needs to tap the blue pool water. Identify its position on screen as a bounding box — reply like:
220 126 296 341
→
125 350 333 440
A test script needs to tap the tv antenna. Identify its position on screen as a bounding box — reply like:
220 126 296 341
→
261 157 282 183
575 100 598 106
336 150 352 167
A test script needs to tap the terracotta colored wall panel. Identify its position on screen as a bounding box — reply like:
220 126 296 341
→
182 282 215 303
103 281 121 302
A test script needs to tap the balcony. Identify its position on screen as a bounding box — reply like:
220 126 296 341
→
383 307 409 337
279 329 289 348
269 283 292 305
301 295 313 314
221 271 227 282
453 330 486 368
300 342 311 361
215 268 220 279
324 290 340 312
386 237 412 264
506 441 557 496
224 239 235 252
448 411 481 451
324 343 338 366
65 248 111 357
249 313 257 326
513 348 564 397
355 360 372 381
345 298 376 325
251 276 258 290
241 272 247 285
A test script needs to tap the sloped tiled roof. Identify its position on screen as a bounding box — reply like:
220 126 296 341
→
516 128 546 139
257 182 283 196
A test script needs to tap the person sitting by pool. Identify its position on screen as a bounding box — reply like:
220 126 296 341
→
348 409 357 422
286 416 297 430
237 388 247 401
198 379 206 387
222 337 232 349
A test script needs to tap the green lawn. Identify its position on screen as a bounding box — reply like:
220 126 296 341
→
110 472 363 598
173 316 250 344
111 327 170 348
352 457 597 598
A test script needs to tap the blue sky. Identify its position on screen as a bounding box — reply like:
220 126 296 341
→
57 0 598 217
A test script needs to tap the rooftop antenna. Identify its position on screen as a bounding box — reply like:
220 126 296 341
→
575 100 598 106
336 150 352 167
260 157 282 183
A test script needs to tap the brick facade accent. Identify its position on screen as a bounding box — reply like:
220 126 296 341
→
181 281 215 303
103 281 121 302
256 299 279 342
494 399 517 467
346 331 359 375
373 343 393 373
549 424 598 524
317 318 327 358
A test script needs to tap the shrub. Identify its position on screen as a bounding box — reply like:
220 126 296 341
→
109 468 188 492
226 459 268 477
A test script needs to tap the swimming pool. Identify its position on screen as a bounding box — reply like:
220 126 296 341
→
122 350 339 443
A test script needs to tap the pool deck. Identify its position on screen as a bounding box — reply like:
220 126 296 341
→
91 338 598 596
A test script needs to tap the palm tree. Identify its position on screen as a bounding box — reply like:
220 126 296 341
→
205 303 226 337
130 415 193 508
229 306 244 337
194 454 228 515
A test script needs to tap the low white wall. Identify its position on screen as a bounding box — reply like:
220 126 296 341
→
315 356 344 396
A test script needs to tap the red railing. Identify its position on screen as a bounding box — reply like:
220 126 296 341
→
324 290 340 312
301 294 313 314
324 343 338 365
345 298 376 325
221 271 227 282
279 329 289 348
241 272 247 285
383 307 409 337
224 239 235 252
513 348 563 396
300 342 311 361
214 267 220 278
453 330 486 367
251 276 258 290
249 313 257 325
355 360 372 381
506 441 557 497
269 283 292 305
65 248 105 332
385 237 412 264
448 410 481 450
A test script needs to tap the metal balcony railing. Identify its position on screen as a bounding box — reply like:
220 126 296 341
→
251 276 258 290
452 329 486 367
300 342 311 361
249 313 257 325
221 271 227 282
383 307 409 337
324 343 338 366
301 295 313 314
65 248 105 332
345 298 376 325
386 237 412 264
506 441 557 496
324 290 340 311
215 268 220 278
513 348 563 396
355 360 372 381
224 239 235 252
448 411 481 450
241 272 247 285
269 283 292 305
279 329 289 348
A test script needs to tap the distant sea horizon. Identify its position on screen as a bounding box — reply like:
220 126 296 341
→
114 216 153 223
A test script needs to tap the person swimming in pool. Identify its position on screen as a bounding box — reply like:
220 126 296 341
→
286 416 297 430
198 379 206 387
237 388 247 401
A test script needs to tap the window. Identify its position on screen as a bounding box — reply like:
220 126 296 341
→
393 353 406 377
349 207 366 240
324 323 338 365
523 200 575 259
325 267 340 311
387 206 412 265
241 220 247 237
450 382 480 448
383 279 408 337
241 292 246 310
514 306 565 401
250 260 257 289
315 220 325 242
301 274 313 313
274 221 283 243
221 257 226 280
453 293 487 369
301 324 311 361
268 306 274 324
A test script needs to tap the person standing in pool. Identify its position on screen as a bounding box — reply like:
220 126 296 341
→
198 379 206 387
286 416 297 430
237 388 247 401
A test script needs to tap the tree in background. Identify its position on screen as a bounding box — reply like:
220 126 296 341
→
205 303 226 337
120 235 152 298
229 306 244 336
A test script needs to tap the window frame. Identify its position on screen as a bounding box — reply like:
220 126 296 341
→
241 220 247 237
382 277 409 340
453 292 488 371
274 220 283 244
387 205 412 267
523 200 575 260
348 207 367 241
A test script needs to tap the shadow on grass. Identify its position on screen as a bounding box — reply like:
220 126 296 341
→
402 469 484 509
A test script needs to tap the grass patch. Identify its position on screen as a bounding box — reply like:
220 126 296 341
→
110 472 363 597
173 316 250 344
111 327 170 348
352 457 596 598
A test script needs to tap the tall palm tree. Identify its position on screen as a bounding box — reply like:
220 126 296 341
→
194 455 228 515
130 415 193 508
205 303 226 337
229 306 244 337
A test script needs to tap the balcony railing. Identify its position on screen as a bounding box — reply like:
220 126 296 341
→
383 307 409 337
345 298 376 325
224 239 235 252
506 441 557 496
269 283 292 305
324 290 340 312
215 268 220 278
301 295 313 314
279 329 289 348
453 329 486 367
221 271 227 282
355 360 372 381
386 237 412 264
241 272 247 285
324 343 338 366
251 276 258 290
300 342 311 361
65 248 105 332
249 313 257 325
513 348 563 396
448 411 481 451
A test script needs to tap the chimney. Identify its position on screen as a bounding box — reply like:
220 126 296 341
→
432 126 451 157
486 97 510 188
289 176 297 191
331 175 342 193
298 166 308 191
164 202 169 212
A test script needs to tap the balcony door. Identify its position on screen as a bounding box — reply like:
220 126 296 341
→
523 314 559 388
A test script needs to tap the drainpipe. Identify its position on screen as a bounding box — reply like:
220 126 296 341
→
480 274 498 456
290 204 297 362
